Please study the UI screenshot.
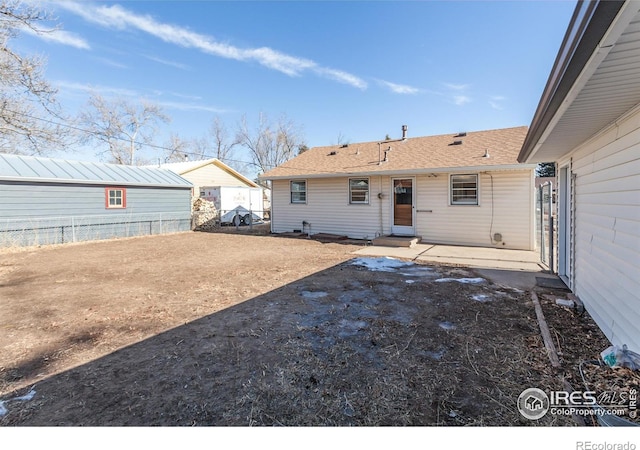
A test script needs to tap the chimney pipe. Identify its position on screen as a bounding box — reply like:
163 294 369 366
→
402 125 408 140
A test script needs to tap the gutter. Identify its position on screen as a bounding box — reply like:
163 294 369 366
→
260 164 537 181
518 0 625 163
0 177 193 189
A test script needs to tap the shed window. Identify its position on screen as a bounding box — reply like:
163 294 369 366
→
349 178 369 204
290 180 306 204
450 174 478 205
106 187 126 209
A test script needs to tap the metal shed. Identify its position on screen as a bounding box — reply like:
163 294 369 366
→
0 153 193 247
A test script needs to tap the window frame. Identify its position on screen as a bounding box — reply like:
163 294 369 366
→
290 179 307 204
105 187 127 209
449 174 479 206
348 177 370 205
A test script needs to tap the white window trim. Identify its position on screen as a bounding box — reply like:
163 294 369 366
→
290 179 307 204
348 177 370 205
449 174 480 206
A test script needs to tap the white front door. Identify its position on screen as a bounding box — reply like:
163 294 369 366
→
391 177 415 235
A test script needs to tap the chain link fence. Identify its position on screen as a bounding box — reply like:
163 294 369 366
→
0 212 191 248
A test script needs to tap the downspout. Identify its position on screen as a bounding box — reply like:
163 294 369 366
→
378 176 383 236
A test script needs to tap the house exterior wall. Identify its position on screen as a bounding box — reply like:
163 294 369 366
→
557 107 640 351
182 164 253 192
414 170 534 250
270 169 534 250
0 182 192 247
271 176 391 240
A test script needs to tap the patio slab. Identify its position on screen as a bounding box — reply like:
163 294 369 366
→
354 243 555 290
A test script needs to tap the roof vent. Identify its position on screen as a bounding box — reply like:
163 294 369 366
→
483 149 490 158
402 125 408 140
455 132 467 137
449 140 463 146
340 144 349 148
328 151 338 156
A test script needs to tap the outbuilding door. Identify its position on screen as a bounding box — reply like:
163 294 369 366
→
391 177 415 236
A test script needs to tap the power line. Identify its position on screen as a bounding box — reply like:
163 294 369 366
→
1 107 269 168
2 107 344 176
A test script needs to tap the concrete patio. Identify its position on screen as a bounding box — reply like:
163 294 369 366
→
354 243 562 291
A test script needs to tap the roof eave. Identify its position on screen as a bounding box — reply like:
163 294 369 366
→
260 164 536 181
518 0 626 163
0 176 193 188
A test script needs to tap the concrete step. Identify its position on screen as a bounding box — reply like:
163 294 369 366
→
372 235 421 248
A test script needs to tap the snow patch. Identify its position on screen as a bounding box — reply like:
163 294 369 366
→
405 280 416 284
435 277 485 284
350 257 413 272
471 294 491 303
0 388 36 417
439 321 456 331
423 347 447 360
300 291 329 299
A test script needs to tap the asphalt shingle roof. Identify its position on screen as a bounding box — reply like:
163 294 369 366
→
261 126 531 179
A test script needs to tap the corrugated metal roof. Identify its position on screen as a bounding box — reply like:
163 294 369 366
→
0 153 193 188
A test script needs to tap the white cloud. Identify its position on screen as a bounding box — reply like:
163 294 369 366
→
377 79 421 95
157 101 229 114
489 95 506 110
143 55 190 71
316 68 367 90
55 80 227 113
444 82 470 91
21 26 90 49
93 56 128 69
55 80 139 97
53 1 367 89
453 95 471 106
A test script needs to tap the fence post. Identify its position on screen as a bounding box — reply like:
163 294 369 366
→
249 209 253 230
235 209 240 231
71 216 76 242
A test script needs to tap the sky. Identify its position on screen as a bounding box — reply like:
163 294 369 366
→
14 0 578 174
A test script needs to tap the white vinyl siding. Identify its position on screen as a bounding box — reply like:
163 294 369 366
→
557 109 640 351
272 177 388 240
416 171 533 250
270 170 534 249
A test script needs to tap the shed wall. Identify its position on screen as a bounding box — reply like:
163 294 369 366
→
0 182 192 247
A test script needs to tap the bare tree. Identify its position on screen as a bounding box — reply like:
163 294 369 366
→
163 133 192 163
78 93 169 165
0 0 68 154
208 115 239 163
236 112 306 175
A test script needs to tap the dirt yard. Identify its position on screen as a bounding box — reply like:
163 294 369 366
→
0 231 616 426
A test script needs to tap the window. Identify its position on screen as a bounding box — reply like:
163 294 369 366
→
349 178 369 204
105 187 126 209
290 180 306 204
450 174 478 205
